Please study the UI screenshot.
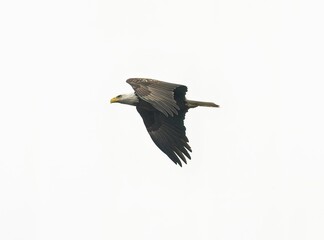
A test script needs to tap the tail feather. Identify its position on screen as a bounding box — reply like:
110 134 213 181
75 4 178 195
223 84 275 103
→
187 100 219 108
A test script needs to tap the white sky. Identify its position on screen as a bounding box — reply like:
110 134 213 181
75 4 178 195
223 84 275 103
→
1 0 324 239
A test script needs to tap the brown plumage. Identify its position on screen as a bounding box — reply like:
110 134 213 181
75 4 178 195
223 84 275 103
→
110 78 219 166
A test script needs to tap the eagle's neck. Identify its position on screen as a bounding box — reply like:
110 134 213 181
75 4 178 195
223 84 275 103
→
119 93 139 106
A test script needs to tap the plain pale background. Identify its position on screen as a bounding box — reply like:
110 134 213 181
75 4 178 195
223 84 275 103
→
1 0 323 239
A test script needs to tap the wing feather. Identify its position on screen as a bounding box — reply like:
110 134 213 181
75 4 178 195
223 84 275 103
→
127 78 187 117
136 106 191 166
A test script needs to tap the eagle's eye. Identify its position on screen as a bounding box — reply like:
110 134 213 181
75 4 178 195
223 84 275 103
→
117 95 122 98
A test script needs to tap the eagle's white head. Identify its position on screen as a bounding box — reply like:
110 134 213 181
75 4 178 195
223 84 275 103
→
110 93 139 106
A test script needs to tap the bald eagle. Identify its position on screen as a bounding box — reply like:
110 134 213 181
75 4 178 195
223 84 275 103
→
110 78 219 166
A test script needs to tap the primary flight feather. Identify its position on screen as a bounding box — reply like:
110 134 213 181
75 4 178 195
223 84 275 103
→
110 78 219 166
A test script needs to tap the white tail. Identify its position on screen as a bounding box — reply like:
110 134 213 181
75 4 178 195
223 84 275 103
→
187 100 219 108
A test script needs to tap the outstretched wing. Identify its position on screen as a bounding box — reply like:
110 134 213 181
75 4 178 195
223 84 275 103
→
136 106 191 166
127 78 187 117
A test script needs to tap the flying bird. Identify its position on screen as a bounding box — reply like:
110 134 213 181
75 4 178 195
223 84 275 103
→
110 78 219 166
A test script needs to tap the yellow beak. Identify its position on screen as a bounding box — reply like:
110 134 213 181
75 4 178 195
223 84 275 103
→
110 97 119 103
